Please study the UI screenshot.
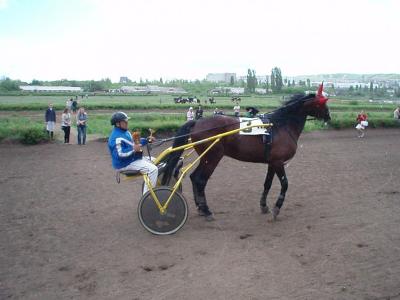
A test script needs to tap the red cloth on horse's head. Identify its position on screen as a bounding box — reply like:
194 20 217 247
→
316 83 328 105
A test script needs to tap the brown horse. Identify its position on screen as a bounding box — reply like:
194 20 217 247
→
162 84 330 220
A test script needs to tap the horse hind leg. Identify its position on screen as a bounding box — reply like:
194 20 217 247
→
272 165 288 220
260 165 275 214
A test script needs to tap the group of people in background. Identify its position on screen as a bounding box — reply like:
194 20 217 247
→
44 100 88 144
46 100 400 144
186 103 243 121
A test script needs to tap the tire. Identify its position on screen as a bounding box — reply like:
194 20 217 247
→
138 187 188 235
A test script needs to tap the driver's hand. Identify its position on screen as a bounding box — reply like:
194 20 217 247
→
148 136 156 143
134 144 142 152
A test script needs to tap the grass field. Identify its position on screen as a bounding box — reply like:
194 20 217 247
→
0 95 398 143
0 94 398 111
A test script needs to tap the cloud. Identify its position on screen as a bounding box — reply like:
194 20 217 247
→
1 0 399 81
0 0 8 10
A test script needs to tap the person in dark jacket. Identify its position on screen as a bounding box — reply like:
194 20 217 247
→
45 103 56 139
195 105 203 120
245 106 259 118
76 107 88 145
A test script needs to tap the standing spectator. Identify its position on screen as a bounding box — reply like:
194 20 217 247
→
233 103 241 117
355 110 368 138
195 105 203 120
187 107 194 121
71 99 78 114
61 108 71 143
76 107 88 145
67 98 73 112
394 106 400 120
214 108 224 115
45 103 56 139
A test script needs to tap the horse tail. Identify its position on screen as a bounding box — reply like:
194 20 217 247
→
161 120 196 185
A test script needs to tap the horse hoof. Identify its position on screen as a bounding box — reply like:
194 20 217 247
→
205 215 215 222
272 207 280 221
260 206 269 214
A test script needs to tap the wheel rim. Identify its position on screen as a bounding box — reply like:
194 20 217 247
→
138 187 188 235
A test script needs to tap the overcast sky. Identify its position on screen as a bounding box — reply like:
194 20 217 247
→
0 0 399 82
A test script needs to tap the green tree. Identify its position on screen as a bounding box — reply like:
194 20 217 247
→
230 75 235 86
306 78 311 88
31 79 42 85
270 69 275 91
246 69 256 93
271 67 283 92
0 78 21 91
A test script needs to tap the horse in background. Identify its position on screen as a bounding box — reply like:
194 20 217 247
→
163 84 330 221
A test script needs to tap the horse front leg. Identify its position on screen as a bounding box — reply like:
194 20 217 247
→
190 167 213 220
189 148 224 221
272 164 288 220
260 165 275 214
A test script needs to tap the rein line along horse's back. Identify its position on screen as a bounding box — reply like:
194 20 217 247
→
162 84 331 221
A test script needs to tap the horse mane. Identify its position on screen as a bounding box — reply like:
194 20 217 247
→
267 93 315 126
283 93 315 106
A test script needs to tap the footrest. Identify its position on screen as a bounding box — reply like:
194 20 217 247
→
116 170 142 184
120 170 142 177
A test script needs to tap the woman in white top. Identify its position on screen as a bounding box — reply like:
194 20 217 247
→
61 108 71 143
394 106 400 120
187 107 194 121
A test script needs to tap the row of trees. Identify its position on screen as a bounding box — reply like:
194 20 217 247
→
0 77 116 92
2 74 399 97
246 67 284 93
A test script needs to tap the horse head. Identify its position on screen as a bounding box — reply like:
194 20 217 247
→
303 83 331 122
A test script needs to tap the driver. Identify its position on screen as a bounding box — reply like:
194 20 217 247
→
108 112 158 195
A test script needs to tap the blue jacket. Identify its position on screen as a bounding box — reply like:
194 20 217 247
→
108 127 147 169
45 108 56 122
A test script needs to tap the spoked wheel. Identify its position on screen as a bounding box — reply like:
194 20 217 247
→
138 187 188 235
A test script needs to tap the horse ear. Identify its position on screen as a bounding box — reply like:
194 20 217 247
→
316 82 328 105
317 82 324 97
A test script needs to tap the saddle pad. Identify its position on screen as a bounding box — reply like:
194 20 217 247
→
239 118 268 135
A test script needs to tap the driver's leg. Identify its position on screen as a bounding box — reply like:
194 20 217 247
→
128 158 158 194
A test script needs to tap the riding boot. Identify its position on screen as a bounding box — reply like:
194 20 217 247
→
50 131 54 140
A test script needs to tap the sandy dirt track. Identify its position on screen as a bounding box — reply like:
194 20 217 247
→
1 129 400 300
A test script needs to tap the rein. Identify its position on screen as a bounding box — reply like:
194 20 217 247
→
151 118 261 148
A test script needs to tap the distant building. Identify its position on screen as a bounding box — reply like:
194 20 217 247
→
119 76 130 84
206 73 236 83
255 88 267 94
209 87 244 95
119 85 187 94
19 86 82 92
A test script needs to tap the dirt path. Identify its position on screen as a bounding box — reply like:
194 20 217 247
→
1 129 400 299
